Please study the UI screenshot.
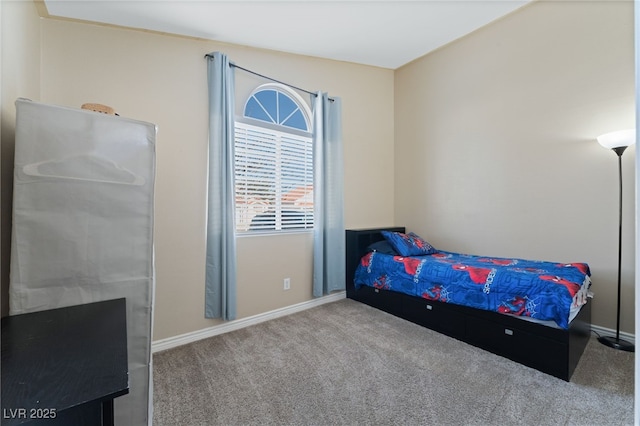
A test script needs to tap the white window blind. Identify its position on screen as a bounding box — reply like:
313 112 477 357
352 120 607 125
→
235 121 313 232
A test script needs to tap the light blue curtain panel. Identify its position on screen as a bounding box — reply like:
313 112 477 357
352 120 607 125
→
205 52 237 320
312 92 345 297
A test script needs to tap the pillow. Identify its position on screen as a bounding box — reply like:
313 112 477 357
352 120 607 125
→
366 240 398 255
381 231 437 256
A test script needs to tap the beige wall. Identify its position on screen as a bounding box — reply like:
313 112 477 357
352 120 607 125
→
32 19 395 340
1 0 635 339
1 0 42 317
395 0 635 333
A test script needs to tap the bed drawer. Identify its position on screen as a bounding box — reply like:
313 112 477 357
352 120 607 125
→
466 316 568 378
400 297 465 338
352 286 403 314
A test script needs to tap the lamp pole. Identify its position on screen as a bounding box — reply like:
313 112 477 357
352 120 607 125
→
598 145 634 352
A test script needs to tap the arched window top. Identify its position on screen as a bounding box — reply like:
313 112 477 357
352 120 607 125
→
243 83 311 132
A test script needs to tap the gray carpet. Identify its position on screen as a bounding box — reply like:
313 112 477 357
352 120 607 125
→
153 299 634 426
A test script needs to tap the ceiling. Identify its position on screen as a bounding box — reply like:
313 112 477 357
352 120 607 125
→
42 0 533 69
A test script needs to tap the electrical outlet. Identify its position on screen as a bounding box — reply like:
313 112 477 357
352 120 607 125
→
283 278 291 290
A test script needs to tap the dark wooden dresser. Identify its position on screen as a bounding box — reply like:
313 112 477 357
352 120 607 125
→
1 298 129 425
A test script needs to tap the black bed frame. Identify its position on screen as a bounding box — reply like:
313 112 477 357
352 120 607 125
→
346 227 591 381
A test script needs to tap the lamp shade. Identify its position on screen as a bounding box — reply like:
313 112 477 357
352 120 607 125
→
597 129 636 149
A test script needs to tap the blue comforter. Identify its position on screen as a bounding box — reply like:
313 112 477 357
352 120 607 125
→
354 250 591 329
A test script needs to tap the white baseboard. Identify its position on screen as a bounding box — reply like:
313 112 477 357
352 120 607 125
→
152 291 346 353
590 324 635 345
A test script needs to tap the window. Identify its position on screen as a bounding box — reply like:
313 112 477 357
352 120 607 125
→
235 84 313 233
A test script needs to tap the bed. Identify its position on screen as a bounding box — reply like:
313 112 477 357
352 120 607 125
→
346 227 592 381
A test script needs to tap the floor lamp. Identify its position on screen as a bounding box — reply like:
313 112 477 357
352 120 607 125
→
596 128 636 352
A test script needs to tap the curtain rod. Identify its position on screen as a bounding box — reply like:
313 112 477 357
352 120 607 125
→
204 53 334 102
